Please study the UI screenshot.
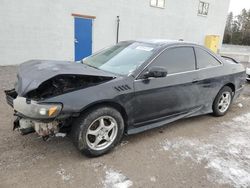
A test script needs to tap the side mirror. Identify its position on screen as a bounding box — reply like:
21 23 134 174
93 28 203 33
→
142 66 168 79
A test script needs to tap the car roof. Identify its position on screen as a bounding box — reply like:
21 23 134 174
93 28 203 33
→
133 39 197 47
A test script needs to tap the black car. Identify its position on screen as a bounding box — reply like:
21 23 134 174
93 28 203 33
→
5 40 245 157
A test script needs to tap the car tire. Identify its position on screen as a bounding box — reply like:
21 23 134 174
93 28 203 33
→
70 106 124 157
212 86 233 117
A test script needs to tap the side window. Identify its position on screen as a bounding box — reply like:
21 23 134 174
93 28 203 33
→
195 48 221 69
151 47 196 74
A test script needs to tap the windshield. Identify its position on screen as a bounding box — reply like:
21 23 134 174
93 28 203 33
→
82 42 156 75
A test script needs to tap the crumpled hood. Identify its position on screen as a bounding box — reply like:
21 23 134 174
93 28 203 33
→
16 60 115 96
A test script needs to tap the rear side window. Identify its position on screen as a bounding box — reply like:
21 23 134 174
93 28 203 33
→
151 47 196 74
195 48 221 69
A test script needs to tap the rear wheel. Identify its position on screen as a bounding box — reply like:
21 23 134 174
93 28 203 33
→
212 86 233 116
70 106 124 157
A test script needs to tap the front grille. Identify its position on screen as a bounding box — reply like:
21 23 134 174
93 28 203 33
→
5 89 17 107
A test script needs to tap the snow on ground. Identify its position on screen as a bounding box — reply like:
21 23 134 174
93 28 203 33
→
238 103 243 108
150 176 157 182
56 168 73 182
55 133 67 138
103 169 133 188
120 140 129 147
162 113 250 188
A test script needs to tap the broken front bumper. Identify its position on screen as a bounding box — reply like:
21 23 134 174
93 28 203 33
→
5 89 62 136
15 118 60 136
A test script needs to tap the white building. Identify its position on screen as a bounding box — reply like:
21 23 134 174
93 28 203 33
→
0 0 230 65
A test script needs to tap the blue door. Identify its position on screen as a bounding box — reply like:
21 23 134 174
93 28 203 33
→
74 17 93 61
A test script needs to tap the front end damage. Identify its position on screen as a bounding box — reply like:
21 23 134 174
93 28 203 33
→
5 60 115 139
5 90 63 139
15 118 59 137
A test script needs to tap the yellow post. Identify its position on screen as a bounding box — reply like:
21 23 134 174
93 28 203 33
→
205 35 220 53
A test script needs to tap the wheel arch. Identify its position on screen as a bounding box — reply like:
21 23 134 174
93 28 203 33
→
213 82 235 106
212 83 234 117
80 100 129 130
224 83 235 94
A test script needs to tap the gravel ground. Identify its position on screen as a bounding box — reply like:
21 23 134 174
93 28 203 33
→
0 65 250 188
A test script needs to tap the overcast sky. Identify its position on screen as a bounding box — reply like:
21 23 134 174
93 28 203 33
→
229 0 250 15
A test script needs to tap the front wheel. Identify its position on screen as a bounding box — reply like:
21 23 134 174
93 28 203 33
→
70 106 124 157
212 86 233 117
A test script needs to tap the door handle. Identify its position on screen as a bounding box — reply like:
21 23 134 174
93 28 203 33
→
74 39 79 43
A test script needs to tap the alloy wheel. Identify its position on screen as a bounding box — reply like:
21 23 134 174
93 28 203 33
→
217 91 232 113
85 116 118 151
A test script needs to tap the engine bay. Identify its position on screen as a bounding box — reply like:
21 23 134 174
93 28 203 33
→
25 74 113 100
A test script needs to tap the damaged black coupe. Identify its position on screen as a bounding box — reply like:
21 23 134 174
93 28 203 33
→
5 40 245 156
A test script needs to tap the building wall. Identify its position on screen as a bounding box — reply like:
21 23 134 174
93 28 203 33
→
0 0 230 65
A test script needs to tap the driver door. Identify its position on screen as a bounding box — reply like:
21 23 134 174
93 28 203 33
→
133 46 200 126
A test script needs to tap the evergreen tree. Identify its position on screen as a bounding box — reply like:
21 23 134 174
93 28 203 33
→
223 9 250 46
223 12 233 44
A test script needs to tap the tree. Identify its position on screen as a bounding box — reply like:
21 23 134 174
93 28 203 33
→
241 9 250 45
223 9 250 46
223 12 233 44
